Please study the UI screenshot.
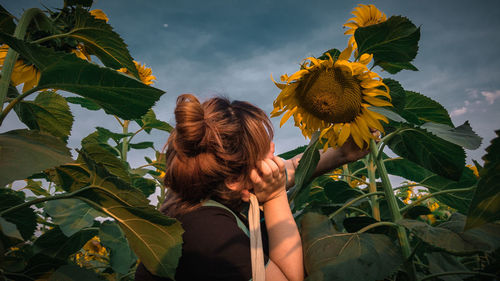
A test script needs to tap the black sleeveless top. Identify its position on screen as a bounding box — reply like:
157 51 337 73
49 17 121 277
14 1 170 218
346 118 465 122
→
134 205 269 281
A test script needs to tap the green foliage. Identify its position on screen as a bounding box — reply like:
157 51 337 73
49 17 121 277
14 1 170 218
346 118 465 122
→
44 199 102 237
278 145 307 160
0 217 23 240
136 109 173 134
400 91 454 126
48 264 102 281
69 7 139 78
0 5 16 37
317 48 341 61
0 129 72 187
386 125 465 181
399 213 500 255
65 96 101 110
421 121 482 150
33 227 98 260
466 130 500 229
301 212 402 281
0 31 165 120
99 221 137 274
15 90 74 142
355 16 420 74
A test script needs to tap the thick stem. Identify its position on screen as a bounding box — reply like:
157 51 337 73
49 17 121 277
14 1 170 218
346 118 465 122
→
0 8 43 110
366 154 381 221
370 139 416 281
357 221 398 234
121 120 130 162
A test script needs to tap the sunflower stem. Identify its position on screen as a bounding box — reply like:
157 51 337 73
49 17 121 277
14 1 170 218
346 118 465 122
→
0 8 44 112
366 155 381 221
370 139 416 281
121 120 130 162
328 191 384 220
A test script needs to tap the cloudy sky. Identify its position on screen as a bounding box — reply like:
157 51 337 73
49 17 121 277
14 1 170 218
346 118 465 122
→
4 0 500 169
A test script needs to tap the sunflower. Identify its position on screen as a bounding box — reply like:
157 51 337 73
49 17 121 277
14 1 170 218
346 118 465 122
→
90 9 109 22
118 61 156 85
271 45 391 150
344 4 387 49
0 45 41 92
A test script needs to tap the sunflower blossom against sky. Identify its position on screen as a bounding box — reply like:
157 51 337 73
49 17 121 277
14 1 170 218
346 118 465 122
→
344 4 387 49
118 61 156 85
271 44 392 150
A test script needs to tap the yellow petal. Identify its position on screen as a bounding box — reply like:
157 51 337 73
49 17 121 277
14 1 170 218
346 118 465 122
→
363 88 391 100
359 53 373 65
338 45 353 61
287 69 308 82
90 9 109 22
349 122 364 149
360 79 384 88
280 107 297 127
271 74 286 89
343 22 359 29
337 123 350 147
362 109 385 131
363 95 393 107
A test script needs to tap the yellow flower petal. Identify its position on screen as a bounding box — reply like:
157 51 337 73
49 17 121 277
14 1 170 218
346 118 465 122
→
363 95 393 107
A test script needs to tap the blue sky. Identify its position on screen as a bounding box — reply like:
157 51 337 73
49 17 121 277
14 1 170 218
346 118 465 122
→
4 0 500 169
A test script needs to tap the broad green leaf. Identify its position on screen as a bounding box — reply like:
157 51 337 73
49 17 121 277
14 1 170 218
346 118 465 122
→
322 178 361 204
0 217 23 240
69 7 139 78
33 227 98 260
402 91 454 126
421 121 482 150
129 141 155 150
81 143 131 182
317 48 341 61
399 213 500 255
466 130 500 229
15 91 74 142
0 5 15 37
425 252 472 281
0 129 72 186
131 174 157 197
301 212 402 281
136 109 173 134
65 96 101 110
44 199 102 237
95 127 133 144
48 264 102 281
23 179 50 196
0 32 165 119
0 189 37 240
383 78 406 111
377 61 418 74
278 145 307 160
62 148 183 279
386 125 465 181
290 132 321 210
51 164 91 192
99 221 137 274
384 158 477 214
355 16 420 74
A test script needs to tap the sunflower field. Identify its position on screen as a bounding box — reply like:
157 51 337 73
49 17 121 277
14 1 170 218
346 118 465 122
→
0 1 499 281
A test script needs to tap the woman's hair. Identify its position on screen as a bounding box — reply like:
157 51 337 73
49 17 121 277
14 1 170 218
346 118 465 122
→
160 94 273 216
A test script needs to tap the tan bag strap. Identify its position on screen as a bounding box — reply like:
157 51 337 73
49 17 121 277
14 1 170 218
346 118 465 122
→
249 193 265 281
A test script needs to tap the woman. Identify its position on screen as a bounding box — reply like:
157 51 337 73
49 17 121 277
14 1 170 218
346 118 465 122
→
135 94 369 281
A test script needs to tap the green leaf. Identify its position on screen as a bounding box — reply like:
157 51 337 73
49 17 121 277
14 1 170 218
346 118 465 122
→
95 127 133 144
51 164 91 192
131 174 157 197
0 129 72 187
44 199 102 237
402 91 454 126
0 217 23 240
355 16 420 73
65 96 101 111
23 179 50 196
383 79 406 111
99 221 136 274
81 143 130 182
278 145 307 160
136 109 173 134
425 252 472 281
317 48 341 61
0 32 165 120
466 130 500 229
0 189 37 240
69 7 139 78
384 158 477 214
48 264 102 281
399 213 500 255
377 61 418 74
65 0 93 7
33 227 98 260
386 125 465 181
129 141 155 150
290 132 321 210
301 212 402 281
15 91 74 142
421 121 482 150
322 178 361 204
0 5 16 36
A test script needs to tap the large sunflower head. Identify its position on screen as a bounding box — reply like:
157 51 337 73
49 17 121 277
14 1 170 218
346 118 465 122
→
271 45 392 149
0 45 41 92
344 4 387 49
118 61 156 85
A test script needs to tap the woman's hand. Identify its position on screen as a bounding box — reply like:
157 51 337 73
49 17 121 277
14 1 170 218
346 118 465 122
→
250 155 287 204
